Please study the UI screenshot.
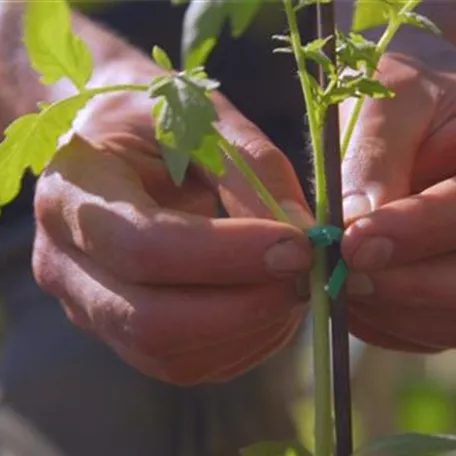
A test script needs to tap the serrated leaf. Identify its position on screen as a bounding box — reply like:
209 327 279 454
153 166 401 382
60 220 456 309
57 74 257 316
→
181 0 262 69
301 36 335 75
0 94 91 212
152 45 174 71
323 73 394 105
305 36 333 53
353 433 456 456
402 12 441 35
149 70 224 184
355 77 395 98
336 32 379 72
24 0 93 90
240 440 312 456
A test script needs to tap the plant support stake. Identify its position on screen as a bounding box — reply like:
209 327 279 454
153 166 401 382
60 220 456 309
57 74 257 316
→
316 2 353 456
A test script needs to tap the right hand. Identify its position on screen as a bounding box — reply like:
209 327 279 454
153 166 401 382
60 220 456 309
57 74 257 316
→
32 79 314 386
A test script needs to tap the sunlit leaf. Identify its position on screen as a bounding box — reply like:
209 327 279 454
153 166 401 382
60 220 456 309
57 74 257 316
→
24 0 93 90
181 0 262 69
353 433 456 456
150 70 224 184
0 94 91 213
152 45 174 71
352 0 398 32
402 12 441 35
336 32 378 72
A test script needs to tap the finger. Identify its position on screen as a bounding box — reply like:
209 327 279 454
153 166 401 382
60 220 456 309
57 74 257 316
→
345 254 456 348
32 231 307 360
108 314 294 385
412 117 456 193
349 309 443 353
36 137 312 286
340 55 435 224
342 177 456 270
151 309 301 386
210 93 315 226
351 303 454 350
346 253 456 309
205 307 303 383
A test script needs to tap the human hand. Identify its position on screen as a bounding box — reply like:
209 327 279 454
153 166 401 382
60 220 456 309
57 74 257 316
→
32 64 314 386
340 30 456 352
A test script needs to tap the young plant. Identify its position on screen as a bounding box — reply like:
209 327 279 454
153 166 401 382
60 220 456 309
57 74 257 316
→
0 1 455 456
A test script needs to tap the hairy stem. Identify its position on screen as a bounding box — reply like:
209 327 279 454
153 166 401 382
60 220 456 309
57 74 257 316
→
283 1 333 456
340 0 422 158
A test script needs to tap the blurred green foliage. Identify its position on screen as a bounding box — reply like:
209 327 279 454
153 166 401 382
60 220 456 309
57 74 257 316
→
397 380 456 434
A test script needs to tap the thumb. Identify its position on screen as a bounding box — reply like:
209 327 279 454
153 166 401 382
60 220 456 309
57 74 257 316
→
209 93 315 228
340 55 435 224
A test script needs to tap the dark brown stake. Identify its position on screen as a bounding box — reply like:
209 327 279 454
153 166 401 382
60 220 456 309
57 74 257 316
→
316 3 353 456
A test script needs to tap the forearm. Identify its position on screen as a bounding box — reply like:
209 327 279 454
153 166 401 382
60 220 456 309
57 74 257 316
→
0 3 161 130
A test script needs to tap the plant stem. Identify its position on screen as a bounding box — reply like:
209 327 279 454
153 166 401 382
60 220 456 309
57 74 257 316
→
218 134 292 224
283 2 333 456
340 0 421 158
82 83 150 97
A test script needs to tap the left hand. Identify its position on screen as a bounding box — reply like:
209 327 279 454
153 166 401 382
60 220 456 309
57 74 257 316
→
340 30 456 352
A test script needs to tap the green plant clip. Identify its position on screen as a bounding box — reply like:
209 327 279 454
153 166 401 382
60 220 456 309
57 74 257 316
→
306 225 348 300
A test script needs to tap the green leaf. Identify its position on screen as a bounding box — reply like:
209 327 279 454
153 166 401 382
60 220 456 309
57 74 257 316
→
354 77 395 98
353 433 456 456
150 70 224 184
24 0 93 91
0 94 91 212
152 46 174 71
402 12 441 35
352 0 402 32
240 440 312 456
161 146 191 186
181 0 262 69
228 1 263 38
323 73 394 106
190 131 224 176
336 32 379 72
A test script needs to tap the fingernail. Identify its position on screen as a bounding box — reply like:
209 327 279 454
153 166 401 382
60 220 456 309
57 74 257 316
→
352 236 394 270
280 200 315 229
346 273 374 296
343 194 372 223
265 239 310 275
